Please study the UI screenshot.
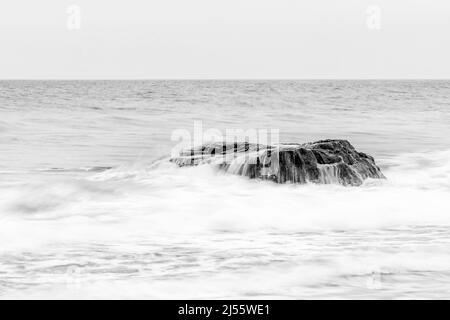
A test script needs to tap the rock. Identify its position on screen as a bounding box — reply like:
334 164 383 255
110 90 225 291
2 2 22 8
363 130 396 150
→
170 139 385 186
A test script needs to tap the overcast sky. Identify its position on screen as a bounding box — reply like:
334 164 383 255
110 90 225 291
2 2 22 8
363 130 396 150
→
0 0 449 79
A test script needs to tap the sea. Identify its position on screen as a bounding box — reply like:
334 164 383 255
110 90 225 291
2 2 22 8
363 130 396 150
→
0 80 449 299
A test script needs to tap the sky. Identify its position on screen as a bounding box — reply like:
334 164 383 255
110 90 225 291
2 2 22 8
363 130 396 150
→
0 0 449 79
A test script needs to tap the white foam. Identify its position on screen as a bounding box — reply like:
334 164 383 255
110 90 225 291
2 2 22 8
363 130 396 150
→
1 149 450 252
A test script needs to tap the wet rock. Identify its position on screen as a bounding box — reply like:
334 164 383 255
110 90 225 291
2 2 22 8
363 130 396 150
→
170 139 385 186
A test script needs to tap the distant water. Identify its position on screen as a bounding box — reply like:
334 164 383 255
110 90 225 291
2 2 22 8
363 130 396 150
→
0 80 450 299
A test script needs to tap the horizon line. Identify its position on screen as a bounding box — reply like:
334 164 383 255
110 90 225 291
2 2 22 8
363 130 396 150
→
1 78 450 81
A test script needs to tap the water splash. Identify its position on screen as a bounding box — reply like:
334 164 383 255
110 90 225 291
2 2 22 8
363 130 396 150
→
317 163 341 184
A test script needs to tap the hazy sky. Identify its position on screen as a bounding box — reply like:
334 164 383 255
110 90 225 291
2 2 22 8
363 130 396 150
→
0 0 449 79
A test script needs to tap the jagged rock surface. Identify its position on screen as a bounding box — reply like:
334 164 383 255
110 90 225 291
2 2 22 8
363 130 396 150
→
170 139 385 186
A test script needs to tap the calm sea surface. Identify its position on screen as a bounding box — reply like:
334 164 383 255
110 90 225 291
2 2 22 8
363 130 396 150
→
0 80 450 299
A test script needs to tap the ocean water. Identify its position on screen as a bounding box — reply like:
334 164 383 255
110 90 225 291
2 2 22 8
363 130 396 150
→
0 80 449 299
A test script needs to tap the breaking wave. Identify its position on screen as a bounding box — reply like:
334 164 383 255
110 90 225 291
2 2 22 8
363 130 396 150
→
0 149 449 252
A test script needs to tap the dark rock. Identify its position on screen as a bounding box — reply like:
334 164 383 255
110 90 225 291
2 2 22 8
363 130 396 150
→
170 139 385 186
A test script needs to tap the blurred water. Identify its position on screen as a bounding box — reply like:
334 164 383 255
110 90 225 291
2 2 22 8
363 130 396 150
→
0 80 449 299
